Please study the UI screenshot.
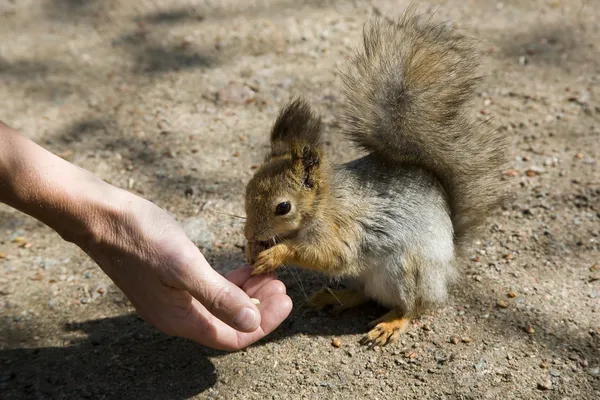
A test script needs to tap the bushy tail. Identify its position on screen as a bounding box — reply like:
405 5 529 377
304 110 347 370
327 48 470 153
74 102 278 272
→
340 8 508 255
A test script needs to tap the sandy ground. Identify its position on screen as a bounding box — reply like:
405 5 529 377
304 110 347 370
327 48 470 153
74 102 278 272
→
1 0 599 399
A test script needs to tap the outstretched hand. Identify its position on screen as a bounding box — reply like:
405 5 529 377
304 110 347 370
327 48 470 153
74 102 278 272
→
81 193 293 351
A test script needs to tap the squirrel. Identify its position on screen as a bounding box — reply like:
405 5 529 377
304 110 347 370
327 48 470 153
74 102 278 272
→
243 8 507 347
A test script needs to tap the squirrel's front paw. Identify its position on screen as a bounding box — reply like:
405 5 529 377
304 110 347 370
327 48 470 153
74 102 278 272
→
251 244 289 275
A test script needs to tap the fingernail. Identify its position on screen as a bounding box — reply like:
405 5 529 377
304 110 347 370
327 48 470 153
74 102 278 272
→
233 307 258 331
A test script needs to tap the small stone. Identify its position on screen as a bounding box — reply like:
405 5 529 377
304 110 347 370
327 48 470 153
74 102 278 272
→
11 236 26 245
590 264 598 272
217 84 255 105
450 336 459 344
29 272 43 281
508 289 518 298
331 337 342 348
589 367 600 376
537 379 552 391
525 167 544 177
422 324 431 331
525 325 535 334
48 298 58 309
575 153 583 159
461 337 472 343
497 300 509 309
503 169 519 177
474 359 486 371
549 369 561 377
251 298 260 305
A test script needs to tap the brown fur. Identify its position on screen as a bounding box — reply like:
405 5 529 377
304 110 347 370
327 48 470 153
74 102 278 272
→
244 7 508 346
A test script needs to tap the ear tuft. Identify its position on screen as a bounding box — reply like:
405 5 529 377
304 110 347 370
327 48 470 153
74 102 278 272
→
270 97 323 157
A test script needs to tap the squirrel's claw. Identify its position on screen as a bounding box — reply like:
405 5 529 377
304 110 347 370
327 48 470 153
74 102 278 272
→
251 244 287 275
360 310 409 348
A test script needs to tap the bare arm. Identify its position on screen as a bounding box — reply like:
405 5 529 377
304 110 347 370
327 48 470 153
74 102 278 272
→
0 121 292 351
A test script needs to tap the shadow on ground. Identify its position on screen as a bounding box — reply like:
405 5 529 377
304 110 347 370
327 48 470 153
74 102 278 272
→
3 247 599 398
1 315 217 400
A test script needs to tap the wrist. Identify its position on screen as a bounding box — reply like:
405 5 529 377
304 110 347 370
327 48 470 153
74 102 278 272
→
0 123 126 247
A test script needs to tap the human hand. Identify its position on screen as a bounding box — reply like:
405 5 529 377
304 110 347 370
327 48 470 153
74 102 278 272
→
79 191 293 351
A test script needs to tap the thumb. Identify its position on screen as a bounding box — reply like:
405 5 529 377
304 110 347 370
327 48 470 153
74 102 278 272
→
178 251 261 333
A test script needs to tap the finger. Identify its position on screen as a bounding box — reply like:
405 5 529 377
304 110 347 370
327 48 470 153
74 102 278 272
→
225 266 278 288
236 293 293 348
179 293 293 351
244 278 287 300
178 252 261 333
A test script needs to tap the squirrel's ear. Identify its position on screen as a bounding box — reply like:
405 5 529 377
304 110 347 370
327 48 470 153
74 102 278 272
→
270 97 323 157
269 97 323 188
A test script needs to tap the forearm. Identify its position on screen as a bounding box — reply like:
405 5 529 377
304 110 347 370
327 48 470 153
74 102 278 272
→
0 121 119 244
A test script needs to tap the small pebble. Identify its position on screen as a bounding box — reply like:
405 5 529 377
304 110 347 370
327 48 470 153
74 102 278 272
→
508 289 518 298
251 298 260 305
525 326 535 334
503 169 519 177
537 379 552 391
332 337 341 348
461 337 472 343
497 300 509 309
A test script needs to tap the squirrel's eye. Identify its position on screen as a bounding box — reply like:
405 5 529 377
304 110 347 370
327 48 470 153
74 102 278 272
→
275 201 291 216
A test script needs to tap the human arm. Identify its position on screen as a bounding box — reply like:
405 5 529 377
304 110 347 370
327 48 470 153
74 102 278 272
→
0 120 292 351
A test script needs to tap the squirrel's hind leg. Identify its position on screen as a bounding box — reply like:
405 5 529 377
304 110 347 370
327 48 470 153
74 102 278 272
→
360 309 410 347
308 287 369 315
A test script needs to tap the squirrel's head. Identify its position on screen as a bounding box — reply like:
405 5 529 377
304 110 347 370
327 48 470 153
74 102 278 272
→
244 97 325 246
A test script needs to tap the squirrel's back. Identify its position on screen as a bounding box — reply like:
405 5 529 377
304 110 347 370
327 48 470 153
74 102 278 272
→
340 8 507 255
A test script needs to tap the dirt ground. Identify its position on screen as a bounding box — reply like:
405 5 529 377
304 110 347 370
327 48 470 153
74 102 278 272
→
1 0 599 399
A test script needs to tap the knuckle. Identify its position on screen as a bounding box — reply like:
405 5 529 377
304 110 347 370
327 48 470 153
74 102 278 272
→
207 284 234 316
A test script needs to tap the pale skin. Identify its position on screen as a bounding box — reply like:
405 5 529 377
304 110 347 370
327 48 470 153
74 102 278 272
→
0 120 293 351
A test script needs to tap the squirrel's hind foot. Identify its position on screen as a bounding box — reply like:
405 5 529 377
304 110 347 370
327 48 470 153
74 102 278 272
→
308 287 369 315
360 309 410 347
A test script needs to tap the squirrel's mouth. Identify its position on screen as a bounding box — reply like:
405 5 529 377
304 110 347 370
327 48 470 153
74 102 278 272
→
257 239 273 249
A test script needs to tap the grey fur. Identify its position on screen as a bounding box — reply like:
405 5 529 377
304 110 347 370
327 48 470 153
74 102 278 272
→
331 155 456 316
339 8 508 256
